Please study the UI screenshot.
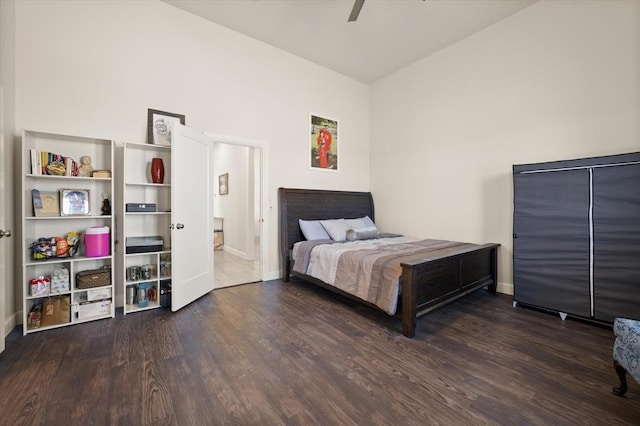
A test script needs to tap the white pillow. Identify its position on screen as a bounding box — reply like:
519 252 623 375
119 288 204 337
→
320 219 352 242
299 219 330 241
360 215 376 228
346 226 379 241
345 218 366 230
346 216 378 232
347 216 376 228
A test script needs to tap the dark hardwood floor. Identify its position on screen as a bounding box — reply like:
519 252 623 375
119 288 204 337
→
1 279 639 425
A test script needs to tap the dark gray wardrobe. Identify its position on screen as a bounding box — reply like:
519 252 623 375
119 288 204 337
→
513 152 640 323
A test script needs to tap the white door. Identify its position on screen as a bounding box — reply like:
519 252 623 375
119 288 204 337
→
0 87 9 354
171 124 215 311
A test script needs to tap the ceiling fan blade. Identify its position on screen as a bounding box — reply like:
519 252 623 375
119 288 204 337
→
348 0 365 22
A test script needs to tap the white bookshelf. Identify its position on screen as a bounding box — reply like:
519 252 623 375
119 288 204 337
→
118 142 172 314
21 130 115 334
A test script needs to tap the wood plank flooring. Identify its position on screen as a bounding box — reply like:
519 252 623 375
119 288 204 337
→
1 278 639 425
214 243 261 289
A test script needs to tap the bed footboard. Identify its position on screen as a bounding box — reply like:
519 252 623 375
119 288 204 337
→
400 243 499 338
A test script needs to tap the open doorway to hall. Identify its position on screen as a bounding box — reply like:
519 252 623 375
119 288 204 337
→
212 141 262 289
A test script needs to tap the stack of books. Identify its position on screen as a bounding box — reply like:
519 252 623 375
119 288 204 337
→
29 149 79 176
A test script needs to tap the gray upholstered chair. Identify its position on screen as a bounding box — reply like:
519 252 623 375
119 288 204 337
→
613 318 640 396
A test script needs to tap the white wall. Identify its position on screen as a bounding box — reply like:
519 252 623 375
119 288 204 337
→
12 0 370 293
370 0 640 294
213 143 254 259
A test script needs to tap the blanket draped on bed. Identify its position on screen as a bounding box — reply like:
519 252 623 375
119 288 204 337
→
292 238 475 315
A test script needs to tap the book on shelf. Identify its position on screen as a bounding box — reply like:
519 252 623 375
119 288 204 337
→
40 151 47 175
92 170 111 178
31 150 79 176
30 149 40 175
64 157 78 176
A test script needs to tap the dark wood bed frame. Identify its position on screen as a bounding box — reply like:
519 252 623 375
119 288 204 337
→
279 188 500 338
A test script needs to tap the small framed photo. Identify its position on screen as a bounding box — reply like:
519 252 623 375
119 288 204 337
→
32 189 60 217
147 108 186 146
60 189 90 216
219 173 229 195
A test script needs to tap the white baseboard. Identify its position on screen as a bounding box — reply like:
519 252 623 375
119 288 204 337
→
221 245 254 261
4 310 21 336
496 281 514 296
265 269 281 281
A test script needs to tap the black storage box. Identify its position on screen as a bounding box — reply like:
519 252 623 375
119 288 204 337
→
125 236 163 254
126 203 157 212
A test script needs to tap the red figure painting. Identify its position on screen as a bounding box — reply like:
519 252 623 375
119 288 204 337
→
317 128 333 169
310 114 338 170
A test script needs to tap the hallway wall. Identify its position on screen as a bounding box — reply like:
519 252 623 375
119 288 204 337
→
213 142 255 260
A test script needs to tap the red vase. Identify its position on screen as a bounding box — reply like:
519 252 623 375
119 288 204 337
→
151 158 165 184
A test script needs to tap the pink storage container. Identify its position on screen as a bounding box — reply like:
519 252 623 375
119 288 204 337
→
84 226 110 257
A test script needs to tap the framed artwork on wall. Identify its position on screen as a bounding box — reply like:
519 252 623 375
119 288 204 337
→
147 109 186 146
310 113 338 172
219 173 229 195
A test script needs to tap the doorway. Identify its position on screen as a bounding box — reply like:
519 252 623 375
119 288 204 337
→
208 134 267 289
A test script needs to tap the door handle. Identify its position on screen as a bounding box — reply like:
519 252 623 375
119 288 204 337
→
170 224 175 229
0 229 12 238
176 223 185 230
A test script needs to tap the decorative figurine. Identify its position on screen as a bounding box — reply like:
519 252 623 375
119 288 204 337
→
101 193 111 216
77 155 94 177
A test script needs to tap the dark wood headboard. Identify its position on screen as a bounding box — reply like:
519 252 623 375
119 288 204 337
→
278 188 374 274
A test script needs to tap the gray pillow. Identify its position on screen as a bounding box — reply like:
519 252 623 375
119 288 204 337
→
299 219 330 241
346 226 379 241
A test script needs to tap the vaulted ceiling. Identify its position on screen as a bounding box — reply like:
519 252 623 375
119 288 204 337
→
164 0 537 84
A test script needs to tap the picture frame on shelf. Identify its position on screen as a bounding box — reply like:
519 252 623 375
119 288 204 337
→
32 189 60 217
219 173 229 195
60 189 90 216
147 108 186 146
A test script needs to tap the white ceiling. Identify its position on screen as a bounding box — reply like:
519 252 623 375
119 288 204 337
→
164 0 537 84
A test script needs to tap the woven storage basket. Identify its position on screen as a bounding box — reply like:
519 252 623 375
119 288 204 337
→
76 267 111 289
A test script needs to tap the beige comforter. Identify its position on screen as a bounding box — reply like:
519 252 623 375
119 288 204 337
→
292 237 473 315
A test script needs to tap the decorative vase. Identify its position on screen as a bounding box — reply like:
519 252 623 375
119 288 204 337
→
151 158 165 184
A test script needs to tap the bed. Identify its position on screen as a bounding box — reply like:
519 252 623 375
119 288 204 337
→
279 188 500 338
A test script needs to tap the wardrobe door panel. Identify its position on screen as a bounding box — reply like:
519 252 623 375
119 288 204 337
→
513 169 591 316
593 164 640 322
